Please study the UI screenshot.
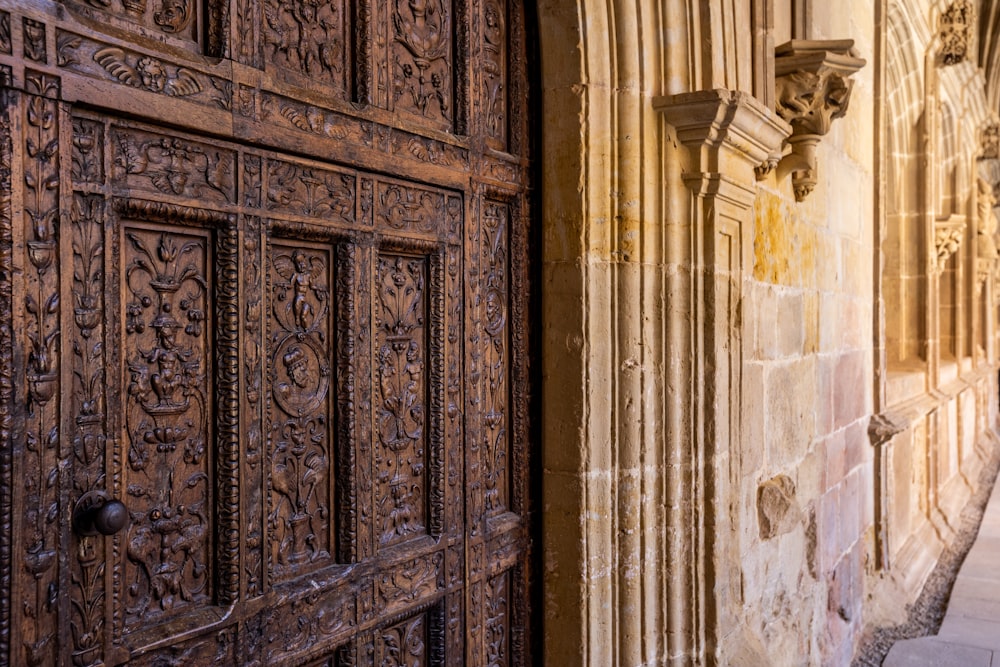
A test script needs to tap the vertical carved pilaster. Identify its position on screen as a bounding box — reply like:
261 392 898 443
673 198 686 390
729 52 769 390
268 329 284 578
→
19 71 62 667
68 193 107 667
0 82 17 667
656 89 789 663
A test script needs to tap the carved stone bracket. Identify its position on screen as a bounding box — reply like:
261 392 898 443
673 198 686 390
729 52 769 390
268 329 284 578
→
939 0 974 66
773 40 866 201
868 413 905 447
654 89 791 205
933 216 966 275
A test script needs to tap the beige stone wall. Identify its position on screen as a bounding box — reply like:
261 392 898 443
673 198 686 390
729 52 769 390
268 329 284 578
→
537 1 1000 665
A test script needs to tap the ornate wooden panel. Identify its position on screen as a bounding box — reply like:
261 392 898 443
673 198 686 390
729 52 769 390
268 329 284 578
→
0 0 534 663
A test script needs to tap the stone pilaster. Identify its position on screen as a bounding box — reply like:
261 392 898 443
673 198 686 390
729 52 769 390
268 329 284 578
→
654 89 789 664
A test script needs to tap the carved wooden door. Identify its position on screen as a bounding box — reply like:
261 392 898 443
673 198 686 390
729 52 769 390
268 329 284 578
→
0 0 534 664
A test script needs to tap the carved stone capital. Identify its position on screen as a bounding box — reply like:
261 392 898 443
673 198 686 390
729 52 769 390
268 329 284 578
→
939 0 973 66
774 40 866 201
654 89 791 202
933 216 966 274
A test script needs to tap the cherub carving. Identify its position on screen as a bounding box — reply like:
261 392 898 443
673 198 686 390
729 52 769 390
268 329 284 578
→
273 250 327 331
94 48 201 97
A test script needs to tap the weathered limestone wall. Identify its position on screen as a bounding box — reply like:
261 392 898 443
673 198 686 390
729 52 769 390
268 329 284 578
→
736 3 879 663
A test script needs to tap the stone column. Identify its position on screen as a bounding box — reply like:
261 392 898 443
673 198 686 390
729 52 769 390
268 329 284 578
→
655 90 789 664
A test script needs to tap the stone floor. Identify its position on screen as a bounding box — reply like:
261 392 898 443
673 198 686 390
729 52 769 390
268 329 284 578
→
883 477 1000 667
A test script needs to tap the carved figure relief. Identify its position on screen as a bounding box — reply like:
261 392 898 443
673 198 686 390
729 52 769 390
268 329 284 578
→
773 41 866 200
23 19 46 63
267 244 332 576
392 0 453 125
940 0 973 65
376 254 429 545
153 0 193 33
113 130 235 203
122 228 211 627
978 178 999 260
482 202 508 514
982 124 1000 160
264 0 348 90
483 0 507 149
96 48 201 96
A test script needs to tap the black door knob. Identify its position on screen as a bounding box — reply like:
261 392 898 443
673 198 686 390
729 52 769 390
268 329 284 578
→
73 491 129 537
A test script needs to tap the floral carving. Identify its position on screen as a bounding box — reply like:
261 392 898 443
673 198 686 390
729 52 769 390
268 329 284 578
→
72 118 103 184
122 228 211 625
485 572 509 667
377 614 427 666
376 255 429 545
934 218 966 274
376 552 443 611
392 0 452 124
20 73 61 667
265 160 355 220
69 195 106 667
268 244 332 576
264 0 348 89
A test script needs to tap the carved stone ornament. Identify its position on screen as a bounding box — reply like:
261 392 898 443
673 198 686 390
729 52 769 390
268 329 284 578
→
981 124 1000 160
774 40 866 201
977 178 999 260
933 216 966 274
654 89 791 203
939 0 974 66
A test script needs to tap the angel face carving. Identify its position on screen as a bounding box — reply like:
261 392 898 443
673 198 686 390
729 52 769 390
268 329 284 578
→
94 48 202 97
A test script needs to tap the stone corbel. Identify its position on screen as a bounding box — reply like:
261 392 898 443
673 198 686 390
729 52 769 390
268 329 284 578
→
773 40 866 201
654 89 791 204
933 215 966 275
